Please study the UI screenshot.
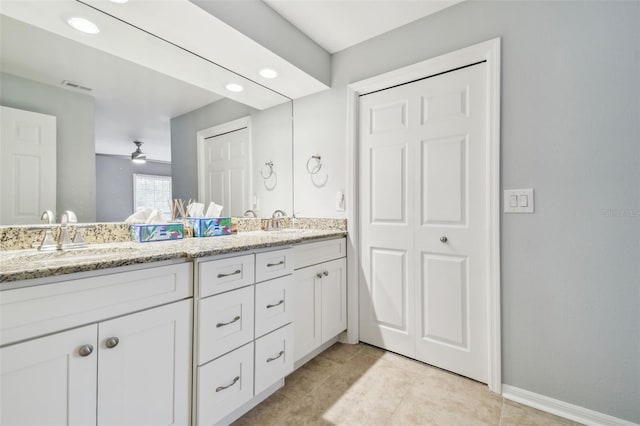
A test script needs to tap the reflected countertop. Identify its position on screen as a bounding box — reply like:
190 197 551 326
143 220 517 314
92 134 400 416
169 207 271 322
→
0 229 347 285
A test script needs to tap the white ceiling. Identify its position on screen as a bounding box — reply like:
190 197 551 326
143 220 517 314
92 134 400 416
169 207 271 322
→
0 15 223 162
263 0 465 53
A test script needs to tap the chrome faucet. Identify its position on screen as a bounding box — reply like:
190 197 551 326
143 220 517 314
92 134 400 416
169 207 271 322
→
36 210 58 251
270 210 287 230
57 210 77 249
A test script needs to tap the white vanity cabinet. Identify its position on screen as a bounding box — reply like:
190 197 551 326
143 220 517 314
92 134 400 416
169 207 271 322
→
0 262 193 426
195 248 295 425
293 238 347 362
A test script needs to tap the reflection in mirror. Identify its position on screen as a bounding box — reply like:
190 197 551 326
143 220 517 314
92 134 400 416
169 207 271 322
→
0 6 292 225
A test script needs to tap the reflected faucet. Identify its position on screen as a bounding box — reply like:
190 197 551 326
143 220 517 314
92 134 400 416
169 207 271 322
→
243 209 257 218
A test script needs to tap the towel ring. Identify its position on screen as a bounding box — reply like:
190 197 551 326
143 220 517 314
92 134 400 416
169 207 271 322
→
261 161 274 179
306 155 322 175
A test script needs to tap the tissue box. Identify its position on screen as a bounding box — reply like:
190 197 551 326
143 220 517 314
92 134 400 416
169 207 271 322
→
131 223 184 242
188 217 232 237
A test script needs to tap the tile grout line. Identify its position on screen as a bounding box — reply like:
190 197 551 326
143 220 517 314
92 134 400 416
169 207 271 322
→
497 397 505 426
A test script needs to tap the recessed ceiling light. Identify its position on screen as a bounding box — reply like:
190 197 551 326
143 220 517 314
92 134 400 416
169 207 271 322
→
259 68 278 79
67 17 100 34
225 83 244 93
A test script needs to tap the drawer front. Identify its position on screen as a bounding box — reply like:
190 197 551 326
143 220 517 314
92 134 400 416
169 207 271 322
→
294 238 346 270
0 263 192 346
254 324 294 396
198 286 254 364
197 343 254 426
199 254 255 298
254 275 294 338
255 248 293 283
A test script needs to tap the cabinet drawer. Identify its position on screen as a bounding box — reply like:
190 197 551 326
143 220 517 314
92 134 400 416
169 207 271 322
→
198 286 254 364
294 238 346 270
197 343 254 426
199 254 254 297
0 263 192 346
254 324 294 396
255 248 293 283
254 275 294 338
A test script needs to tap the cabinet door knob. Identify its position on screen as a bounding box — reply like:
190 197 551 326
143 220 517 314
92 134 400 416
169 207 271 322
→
105 337 119 349
78 344 94 357
440 236 448 243
323 271 329 276
316 273 323 279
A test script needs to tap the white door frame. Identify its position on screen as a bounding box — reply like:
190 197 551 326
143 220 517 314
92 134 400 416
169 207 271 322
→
196 116 252 207
345 38 501 393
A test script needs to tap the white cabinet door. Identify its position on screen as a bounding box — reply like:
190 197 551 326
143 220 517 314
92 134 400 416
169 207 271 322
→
97 299 192 426
0 324 97 426
293 265 321 362
321 258 347 344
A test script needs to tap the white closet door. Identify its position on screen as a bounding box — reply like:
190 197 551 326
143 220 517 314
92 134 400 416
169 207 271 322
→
202 127 250 217
359 81 419 357
0 106 56 225
359 63 489 383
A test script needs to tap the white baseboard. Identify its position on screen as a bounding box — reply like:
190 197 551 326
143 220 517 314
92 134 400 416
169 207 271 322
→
501 385 638 426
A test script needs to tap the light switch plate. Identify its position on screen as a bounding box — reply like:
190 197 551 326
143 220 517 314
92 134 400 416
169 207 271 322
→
504 189 534 213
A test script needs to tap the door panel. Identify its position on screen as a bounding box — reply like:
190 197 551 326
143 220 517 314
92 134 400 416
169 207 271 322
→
360 62 488 383
370 144 407 224
321 258 347 344
370 248 407 330
421 254 468 348
421 136 467 225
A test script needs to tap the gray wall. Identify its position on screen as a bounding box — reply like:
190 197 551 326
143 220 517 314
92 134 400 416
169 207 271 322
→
0 72 96 222
171 98 256 201
95 154 171 222
294 1 640 422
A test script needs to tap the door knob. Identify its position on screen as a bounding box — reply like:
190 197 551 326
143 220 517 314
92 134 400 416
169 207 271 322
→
78 344 93 357
440 236 448 243
105 337 120 349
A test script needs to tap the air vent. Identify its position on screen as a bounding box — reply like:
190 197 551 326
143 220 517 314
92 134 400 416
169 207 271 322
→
61 80 92 92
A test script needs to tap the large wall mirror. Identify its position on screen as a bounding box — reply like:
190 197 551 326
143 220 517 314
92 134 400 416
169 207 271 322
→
0 1 293 225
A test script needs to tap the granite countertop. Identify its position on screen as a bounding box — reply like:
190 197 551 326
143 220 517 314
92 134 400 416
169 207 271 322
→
0 229 346 284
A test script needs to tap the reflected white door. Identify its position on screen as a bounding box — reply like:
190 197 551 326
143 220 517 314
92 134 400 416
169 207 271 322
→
359 63 489 382
201 128 250 217
0 106 56 225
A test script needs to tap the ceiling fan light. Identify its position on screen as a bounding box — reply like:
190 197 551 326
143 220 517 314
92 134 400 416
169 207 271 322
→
131 141 147 164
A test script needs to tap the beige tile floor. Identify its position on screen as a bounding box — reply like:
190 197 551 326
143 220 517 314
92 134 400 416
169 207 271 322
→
234 343 581 426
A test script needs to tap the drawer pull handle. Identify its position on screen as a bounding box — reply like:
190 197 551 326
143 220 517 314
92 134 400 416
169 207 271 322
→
266 350 285 363
266 260 285 267
266 299 285 309
78 344 94 357
216 316 241 328
217 269 241 278
216 376 240 392
105 337 119 349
